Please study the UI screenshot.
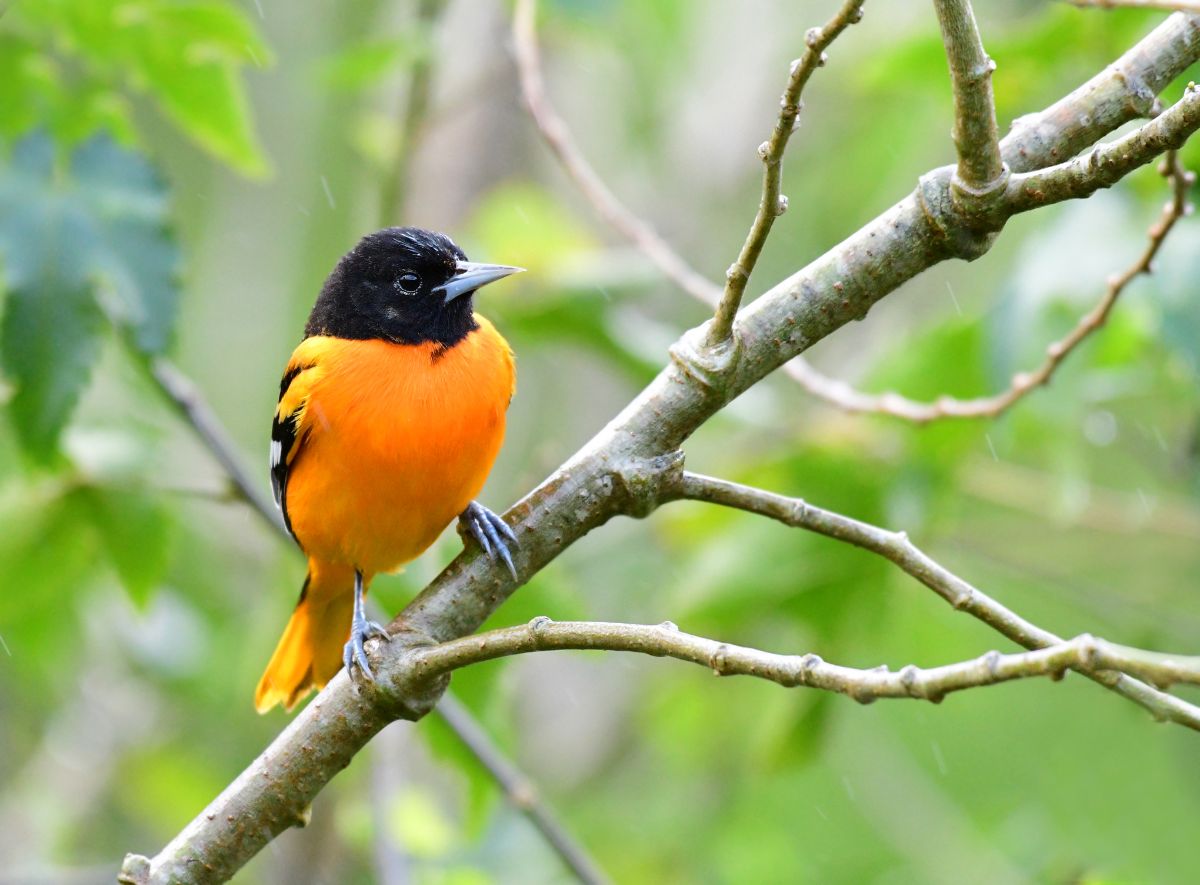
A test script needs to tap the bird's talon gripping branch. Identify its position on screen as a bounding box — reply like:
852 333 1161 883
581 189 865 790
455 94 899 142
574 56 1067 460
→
461 500 519 579
343 569 390 682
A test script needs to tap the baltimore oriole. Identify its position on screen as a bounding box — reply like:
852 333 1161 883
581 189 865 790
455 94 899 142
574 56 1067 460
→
255 227 522 713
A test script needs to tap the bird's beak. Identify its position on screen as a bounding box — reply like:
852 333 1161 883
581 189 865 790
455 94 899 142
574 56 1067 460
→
435 261 525 304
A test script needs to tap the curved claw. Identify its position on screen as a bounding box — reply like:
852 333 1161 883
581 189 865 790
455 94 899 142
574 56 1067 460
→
461 501 519 579
344 618 390 682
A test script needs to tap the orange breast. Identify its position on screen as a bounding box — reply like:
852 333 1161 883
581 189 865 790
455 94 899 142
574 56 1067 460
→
284 316 515 574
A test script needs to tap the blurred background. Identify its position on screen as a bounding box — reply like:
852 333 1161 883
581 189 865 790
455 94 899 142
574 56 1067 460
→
1 1 1199 882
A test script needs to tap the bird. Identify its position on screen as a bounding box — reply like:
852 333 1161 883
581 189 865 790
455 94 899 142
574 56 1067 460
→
254 227 522 713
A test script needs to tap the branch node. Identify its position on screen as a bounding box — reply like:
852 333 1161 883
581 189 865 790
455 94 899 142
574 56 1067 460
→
776 194 790 215
899 664 922 698
528 615 554 648
612 450 686 518
1075 633 1100 669
916 167 1002 261
372 626 453 721
709 643 730 676
669 324 742 394
658 620 679 632
118 855 151 885
983 649 1002 676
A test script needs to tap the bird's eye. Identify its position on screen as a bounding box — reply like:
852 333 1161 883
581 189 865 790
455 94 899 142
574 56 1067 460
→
395 271 421 294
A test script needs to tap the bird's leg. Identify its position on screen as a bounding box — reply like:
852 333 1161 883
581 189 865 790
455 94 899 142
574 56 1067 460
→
459 501 519 579
343 568 390 681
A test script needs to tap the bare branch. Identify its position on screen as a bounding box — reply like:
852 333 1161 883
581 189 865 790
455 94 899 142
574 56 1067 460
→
1006 82 1200 213
1069 0 1200 12
512 0 720 305
434 696 609 884
409 619 1200 704
783 151 1194 422
145 356 284 535
933 0 1006 198
707 0 866 345
668 471 1200 729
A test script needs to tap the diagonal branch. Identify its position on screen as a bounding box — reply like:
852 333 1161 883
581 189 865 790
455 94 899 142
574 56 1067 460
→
511 0 719 305
408 619 1200 703
1004 82 1200 212
932 0 1007 198
707 0 866 345
144 356 284 534
434 695 609 885
121 15 1200 884
783 149 1194 422
668 471 1200 728
1069 1 1200 12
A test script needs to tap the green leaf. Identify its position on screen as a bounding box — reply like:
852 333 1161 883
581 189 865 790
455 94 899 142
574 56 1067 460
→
121 2 272 176
12 0 272 177
318 35 430 92
80 486 173 607
0 281 104 461
0 132 182 458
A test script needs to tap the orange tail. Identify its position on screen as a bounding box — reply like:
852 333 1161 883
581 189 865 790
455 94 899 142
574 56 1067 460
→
255 559 356 713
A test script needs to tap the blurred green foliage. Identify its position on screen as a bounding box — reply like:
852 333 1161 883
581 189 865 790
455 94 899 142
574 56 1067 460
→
1 2 1199 884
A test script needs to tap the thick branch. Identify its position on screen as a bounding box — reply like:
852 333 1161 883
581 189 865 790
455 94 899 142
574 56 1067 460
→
408 619 1200 702
707 0 865 344
933 0 1007 197
668 472 1200 728
122 17 1200 884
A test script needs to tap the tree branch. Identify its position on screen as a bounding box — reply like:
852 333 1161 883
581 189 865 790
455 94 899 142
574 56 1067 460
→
1069 1 1200 12
1006 82 1200 214
933 0 1007 200
511 0 719 305
121 15 1200 883
783 149 1194 421
144 356 284 535
434 695 609 885
707 0 865 345
407 619 1200 703
668 471 1200 728
516 2 1200 423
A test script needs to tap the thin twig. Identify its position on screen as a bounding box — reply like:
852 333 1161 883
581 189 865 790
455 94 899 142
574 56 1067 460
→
932 0 1006 196
1068 0 1200 12
783 150 1194 421
668 471 1200 729
145 357 285 535
707 0 866 345
434 696 609 885
511 0 721 306
410 620 1200 704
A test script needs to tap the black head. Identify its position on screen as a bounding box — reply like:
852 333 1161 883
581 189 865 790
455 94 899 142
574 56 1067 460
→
304 227 522 348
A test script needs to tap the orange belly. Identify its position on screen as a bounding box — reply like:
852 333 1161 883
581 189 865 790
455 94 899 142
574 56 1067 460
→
284 318 514 574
